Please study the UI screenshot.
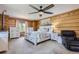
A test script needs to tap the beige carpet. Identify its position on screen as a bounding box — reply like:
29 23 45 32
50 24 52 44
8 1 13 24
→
6 37 79 54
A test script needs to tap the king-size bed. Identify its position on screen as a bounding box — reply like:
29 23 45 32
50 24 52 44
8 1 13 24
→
25 26 51 45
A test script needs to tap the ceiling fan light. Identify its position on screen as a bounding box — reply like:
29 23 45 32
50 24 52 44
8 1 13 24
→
39 12 43 14
39 14 42 17
39 12 43 17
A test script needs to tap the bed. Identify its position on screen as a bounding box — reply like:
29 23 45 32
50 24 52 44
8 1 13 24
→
25 26 51 45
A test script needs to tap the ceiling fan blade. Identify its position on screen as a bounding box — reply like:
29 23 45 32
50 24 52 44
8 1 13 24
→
29 5 39 11
43 4 54 11
28 12 39 14
43 11 53 14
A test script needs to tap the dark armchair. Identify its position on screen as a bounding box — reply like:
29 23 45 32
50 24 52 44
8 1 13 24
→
61 30 79 51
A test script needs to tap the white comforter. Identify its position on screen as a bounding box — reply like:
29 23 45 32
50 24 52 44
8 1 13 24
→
37 32 50 42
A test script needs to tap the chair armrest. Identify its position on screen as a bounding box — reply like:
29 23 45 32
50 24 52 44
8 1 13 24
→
76 38 79 40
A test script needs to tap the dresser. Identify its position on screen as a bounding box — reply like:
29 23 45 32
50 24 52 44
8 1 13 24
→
9 27 20 38
0 31 8 52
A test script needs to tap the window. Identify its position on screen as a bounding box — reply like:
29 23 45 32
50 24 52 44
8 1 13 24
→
18 22 26 32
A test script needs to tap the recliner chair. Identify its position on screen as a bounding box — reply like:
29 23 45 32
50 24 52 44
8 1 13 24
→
61 30 79 51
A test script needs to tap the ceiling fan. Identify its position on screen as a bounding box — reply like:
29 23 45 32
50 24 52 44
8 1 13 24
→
28 4 55 16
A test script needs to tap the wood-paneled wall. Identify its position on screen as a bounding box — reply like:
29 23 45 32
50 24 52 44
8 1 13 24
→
0 15 9 31
0 13 40 31
8 17 16 27
27 21 33 27
27 20 39 31
4 15 9 30
33 21 39 31
51 9 79 37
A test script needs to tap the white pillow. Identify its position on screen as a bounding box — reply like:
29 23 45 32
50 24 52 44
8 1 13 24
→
38 26 51 32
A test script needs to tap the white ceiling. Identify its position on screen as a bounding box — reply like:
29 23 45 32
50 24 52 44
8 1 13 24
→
0 4 79 20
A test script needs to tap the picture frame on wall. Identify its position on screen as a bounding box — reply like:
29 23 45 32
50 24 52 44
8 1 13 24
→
40 18 52 26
